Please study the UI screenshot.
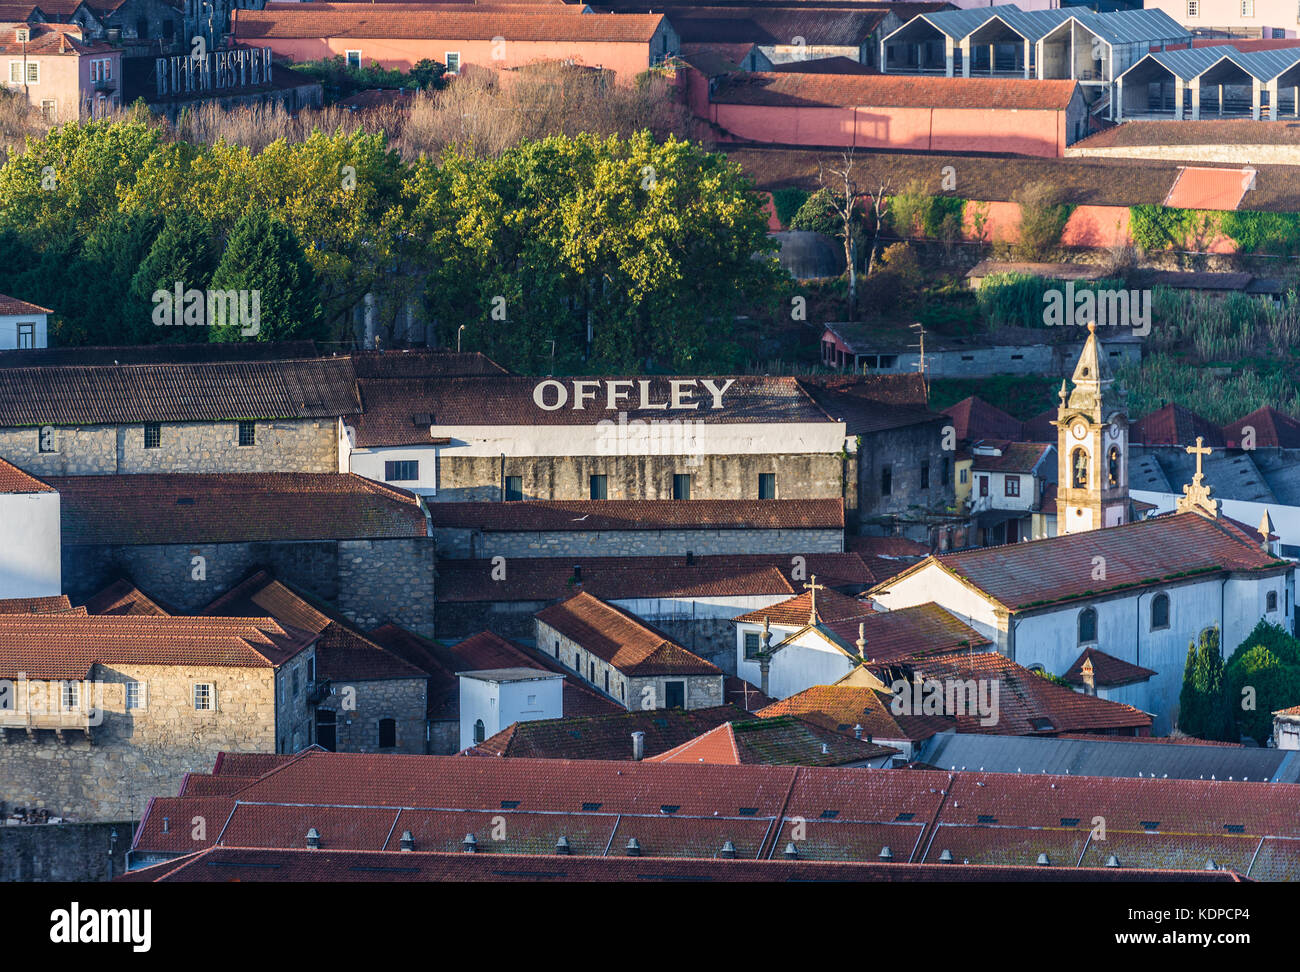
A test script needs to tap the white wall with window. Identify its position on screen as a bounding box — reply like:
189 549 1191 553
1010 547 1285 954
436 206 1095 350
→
0 482 59 599
458 670 562 750
0 307 49 349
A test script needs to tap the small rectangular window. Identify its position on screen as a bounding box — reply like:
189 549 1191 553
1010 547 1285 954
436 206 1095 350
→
125 681 146 710
1186 0 1199 15
39 99 54 122
193 683 214 710
446 51 461 73
1241 0 1254 16
589 474 607 500
672 473 691 500
144 423 161 449
920 462 930 490
16 322 34 348
1268 590 1278 612
1005 476 1020 497
345 50 361 69
744 631 761 659
880 467 892 496
237 420 255 446
959 467 968 485
385 459 419 482
758 473 776 499
978 476 989 497
378 718 396 748
505 475 523 501
61 681 79 710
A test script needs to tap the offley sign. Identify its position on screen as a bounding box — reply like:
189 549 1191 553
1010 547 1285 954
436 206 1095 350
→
533 379 736 411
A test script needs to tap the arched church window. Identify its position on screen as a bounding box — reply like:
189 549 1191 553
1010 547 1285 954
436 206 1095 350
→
1078 607 1097 645
1151 593 1169 630
1072 448 1089 489
473 719 485 743
1107 446 1120 487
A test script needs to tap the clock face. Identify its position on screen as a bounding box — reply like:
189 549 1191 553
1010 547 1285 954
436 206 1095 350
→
1071 423 1088 440
1109 422 1122 440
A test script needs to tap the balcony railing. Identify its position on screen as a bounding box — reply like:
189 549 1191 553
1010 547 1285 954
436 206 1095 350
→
0 707 94 731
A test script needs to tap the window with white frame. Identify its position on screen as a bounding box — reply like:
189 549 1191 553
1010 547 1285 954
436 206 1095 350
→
90 58 112 82
38 99 53 122
1187 0 1200 16
9 61 38 83
1241 0 1254 16
16 322 34 348
345 50 361 69
61 681 79 710
125 681 147 710
446 51 461 73
193 682 215 710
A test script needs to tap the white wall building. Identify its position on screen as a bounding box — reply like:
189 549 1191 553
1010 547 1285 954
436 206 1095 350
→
457 668 564 751
0 294 51 350
0 460 60 599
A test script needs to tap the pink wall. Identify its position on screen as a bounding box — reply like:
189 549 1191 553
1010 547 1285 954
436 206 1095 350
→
5 49 120 121
960 200 1238 251
253 36 654 80
709 101 1067 159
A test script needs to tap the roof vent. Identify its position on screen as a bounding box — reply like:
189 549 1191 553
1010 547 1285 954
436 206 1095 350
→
625 838 641 857
821 743 829 755
411 413 433 427
161 817 169 833
720 840 736 859
555 836 571 856
306 827 321 850
1105 855 1120 868
878 846 893 862
939 849 954 863
632 731 646 761
853 723 863 740
1036 853 1051 866
462 833 478 853
399 830 414 852
1205 858 1218 871
783 842 798 860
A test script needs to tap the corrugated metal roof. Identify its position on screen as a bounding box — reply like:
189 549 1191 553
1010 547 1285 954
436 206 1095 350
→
1131 45 1300 82
918 732 1300 783
1069 8 1190 46
886 5 1188 45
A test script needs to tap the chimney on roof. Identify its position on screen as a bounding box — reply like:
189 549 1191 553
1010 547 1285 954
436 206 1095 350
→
853 723 863 740
720 840 736 859
878 846 893 862
685 550 694 566
572 564 582 585
555 836 571 856
462 833 478 853
821 743 829 755
161 817 169 834
783 842 798 860
399 830 414 852
631 731 646 761
306 827 321 850
1080 657 1096 696
625 838 642 857
856 621 867 661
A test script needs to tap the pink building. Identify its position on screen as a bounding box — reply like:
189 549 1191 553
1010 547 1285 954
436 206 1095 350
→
1146 0 1296 39
0 22 121 120
701 72 1088 159
231 4 681 81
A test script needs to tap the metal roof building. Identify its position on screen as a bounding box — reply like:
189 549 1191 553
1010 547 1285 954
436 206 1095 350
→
1117 44 1300 120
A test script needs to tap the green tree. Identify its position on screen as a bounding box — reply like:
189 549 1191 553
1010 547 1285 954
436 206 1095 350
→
1178 627 1234 741
129 210 220 343
209 207 324 343
1224 620 1300 744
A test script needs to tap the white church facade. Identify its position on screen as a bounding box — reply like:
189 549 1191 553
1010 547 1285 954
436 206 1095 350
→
869 326 1296 734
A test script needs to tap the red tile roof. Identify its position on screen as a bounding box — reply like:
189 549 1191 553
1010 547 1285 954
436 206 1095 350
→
0 356 359 426
200 570 428 682
82 579 171 617
1131 403 1225 447
712 73 1080 110
724 675 772 712
0 457 52 493
464 705 750 759
649 716 897 766
886 652 1152 735
0 21 113 54
0 593 72 614
1021 406 1058 443
0 614 316 678
970 442 1052 475
1063 647 1156 689
427 498 843 532
48 473 428 545
0 292 52 315
1163 166 1253 212
1223 405 1300 450
536 592 721 677
758 684 950 743
823 603 992 665
733 587 870 626
232 7 667 42
888 511 1288 613
435 553 873 602
348 349 508 379
944 396 1023 443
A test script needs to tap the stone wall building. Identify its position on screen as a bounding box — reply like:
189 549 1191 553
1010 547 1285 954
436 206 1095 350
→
0 353 357 478
0 614 316 821
535 591 725 711
427 498 845 560
50 471 437 636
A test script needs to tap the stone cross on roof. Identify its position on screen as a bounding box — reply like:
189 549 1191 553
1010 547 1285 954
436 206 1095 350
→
1175 436 1219 517
804 575 826 624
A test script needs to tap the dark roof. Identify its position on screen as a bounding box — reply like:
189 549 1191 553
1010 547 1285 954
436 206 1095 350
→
426 498 844 532
0 357 359 426
1132 403 1226 447
1063 647 1157 689
822 603 992 665
82 579 171 617
649 716 898 766
796 377 942 435
1223 406 1300 450
917 732 1300 783
464 705 751 759
0 342 322 369
348 350 508 378
200 570 428 682
712 72 1080 109
966 260 1109 282
434 553 876 602
944 396 1023 443
892 512 1288 613
970 442 1052 475
49 473 428 545
767 55 879 74
535 592 722 677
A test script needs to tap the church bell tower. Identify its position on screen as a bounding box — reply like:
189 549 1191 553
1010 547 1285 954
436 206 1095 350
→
1054 323 1129 535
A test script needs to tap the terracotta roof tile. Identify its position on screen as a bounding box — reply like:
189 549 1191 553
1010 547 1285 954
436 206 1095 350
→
649 716 897 766
734 587 871 625
713 73 1080 110
0 457 52 493
0 593 72 614
758 684 950 743
232 7 666 42
0 357 359 426
1223 405 1300 449
536 591 721 676
427 498 843 532
1131 403 1225 447
893 511 1287 612
1062 647 1157 689
49 473 428 545
464 705 749 759
823 603 992 665
0 291 52 316
82 579 171 617
970 442 1052 474
944 396 1023 442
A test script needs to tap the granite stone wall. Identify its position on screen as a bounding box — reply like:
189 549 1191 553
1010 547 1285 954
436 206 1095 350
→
314 677 428 755
0 820 135 882
433 528 843 559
